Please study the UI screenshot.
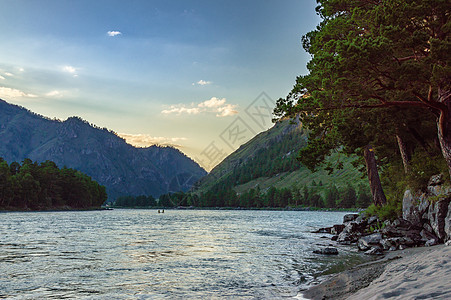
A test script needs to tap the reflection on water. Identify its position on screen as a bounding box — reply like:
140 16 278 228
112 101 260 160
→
0 209 368 299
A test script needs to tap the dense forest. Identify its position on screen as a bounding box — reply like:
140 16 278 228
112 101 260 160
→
0 158 107 210
152 183 371 209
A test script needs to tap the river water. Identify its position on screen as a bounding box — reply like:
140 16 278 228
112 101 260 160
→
0 209 369 299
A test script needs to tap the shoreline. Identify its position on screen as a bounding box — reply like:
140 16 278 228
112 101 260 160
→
300 244 451 299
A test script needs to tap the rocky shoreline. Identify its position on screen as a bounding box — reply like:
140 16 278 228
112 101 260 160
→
314 174 451 256
304 174 451 299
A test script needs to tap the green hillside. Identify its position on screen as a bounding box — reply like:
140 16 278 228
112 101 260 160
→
192 119 371 208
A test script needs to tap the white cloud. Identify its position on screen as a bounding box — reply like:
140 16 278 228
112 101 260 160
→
46 90 63 97
119 133 187 148
4 72 14 77
62 65 77 73
198 97 226 108
196 79 211 86
0 87 37 98
107 31 122 37
162 97 238 117
216 104 239 117
0 75 5 80
161 105 201 115
61 65 79 78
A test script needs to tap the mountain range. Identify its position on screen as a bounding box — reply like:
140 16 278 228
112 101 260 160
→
0 99 206 200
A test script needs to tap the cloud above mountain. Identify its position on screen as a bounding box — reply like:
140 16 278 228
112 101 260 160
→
161 97 238 117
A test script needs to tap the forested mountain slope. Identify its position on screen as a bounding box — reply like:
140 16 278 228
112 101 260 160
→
0 99 206 200
194 119 370 207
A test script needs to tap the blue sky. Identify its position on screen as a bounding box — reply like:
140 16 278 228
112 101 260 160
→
0 0 320 170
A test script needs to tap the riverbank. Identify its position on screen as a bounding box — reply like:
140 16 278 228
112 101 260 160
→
301 244 451 299
0 206 106 212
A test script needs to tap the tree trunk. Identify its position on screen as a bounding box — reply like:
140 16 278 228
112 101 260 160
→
396 132 410 173
437 88 451 179
363 144 387 206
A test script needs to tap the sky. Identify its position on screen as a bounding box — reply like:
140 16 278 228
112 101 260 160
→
0 0 321 171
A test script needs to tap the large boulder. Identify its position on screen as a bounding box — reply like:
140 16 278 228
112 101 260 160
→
427 197 451 242
402 190 429 226
427 174 451 196
446 202 451 242
343 214 359 223
358 233 383 251
331 224 345 235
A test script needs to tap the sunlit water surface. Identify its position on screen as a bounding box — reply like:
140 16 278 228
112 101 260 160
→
0 209 369 299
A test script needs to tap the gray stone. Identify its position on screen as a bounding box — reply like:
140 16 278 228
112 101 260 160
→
313 247 339 255
331 224 345 235
428 198 451 241
403 190 421 224
343 214 359 223
357 233 383 251
425 239 438 247
423 223 434 233
445 201 451 242
420 229 438 243
337 231 357 244
367 216 378 225
380 239 393 251
355 214 365 224
364 247 384 255
418 194 430 215
428 184 451 197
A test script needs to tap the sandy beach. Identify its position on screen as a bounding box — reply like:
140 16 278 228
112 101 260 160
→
301 244 451 300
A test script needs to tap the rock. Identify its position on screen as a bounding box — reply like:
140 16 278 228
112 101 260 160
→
367 216 378 225
425 239 438 247
331 224 345 235
428 184 451 197
429 174 444 186
380 239 393 251
354 214 368 227
445 201 451 242
337 231 357 243
313 227 332 234
403 190 421 225
343 214 359 223
446 240 451 246
313 247 339 255
423 223 434 234
358 233 383 251
420 229 438 243
418 194 431 216
331 235 338 241
427 198 451 241
364 247 384 255
336 221 362 244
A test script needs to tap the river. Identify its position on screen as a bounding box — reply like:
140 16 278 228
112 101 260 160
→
0 209 369 299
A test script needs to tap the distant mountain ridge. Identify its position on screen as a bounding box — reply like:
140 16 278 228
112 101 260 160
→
0 99 206 200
